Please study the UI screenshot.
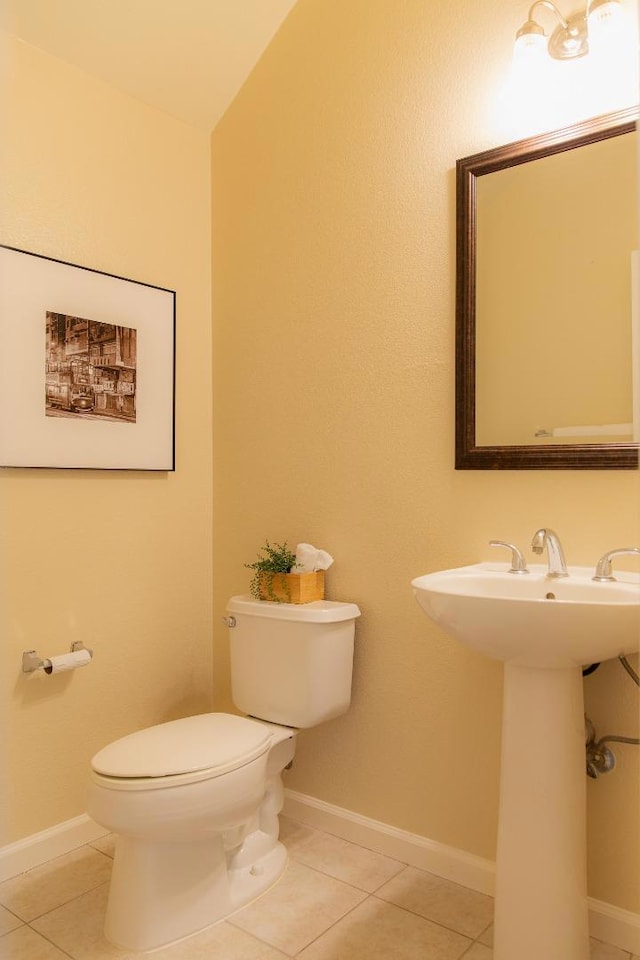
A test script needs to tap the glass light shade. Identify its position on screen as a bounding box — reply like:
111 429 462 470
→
514 28 547 67
587 0 625 54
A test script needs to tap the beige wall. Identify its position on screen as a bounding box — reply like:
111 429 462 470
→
1 0 637 920
0 36 213 843
211 0 640 912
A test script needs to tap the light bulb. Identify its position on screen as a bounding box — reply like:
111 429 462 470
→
587 0 624 55
514 22 547 67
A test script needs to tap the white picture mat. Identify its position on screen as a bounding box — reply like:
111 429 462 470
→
0 247 175 469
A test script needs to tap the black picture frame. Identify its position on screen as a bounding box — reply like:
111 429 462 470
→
0 245 176 470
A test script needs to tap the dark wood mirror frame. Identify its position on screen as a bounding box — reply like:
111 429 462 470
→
455 106 639 470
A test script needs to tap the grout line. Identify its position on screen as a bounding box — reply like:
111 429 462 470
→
286 852 408 897
87 841 115 859
288 890 375 958
0 904 25 929
10 879 112 931
476 919 493 946
368 891 486 945
27 922 77 959
17 877 112 924
457 944 478 959
8 830 636 960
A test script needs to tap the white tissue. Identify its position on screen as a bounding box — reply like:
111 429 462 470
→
43 649 92 674
294 542 334 573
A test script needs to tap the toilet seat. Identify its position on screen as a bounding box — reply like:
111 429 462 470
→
91 713 272 790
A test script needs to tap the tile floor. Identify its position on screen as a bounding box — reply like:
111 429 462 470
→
0 817 636 960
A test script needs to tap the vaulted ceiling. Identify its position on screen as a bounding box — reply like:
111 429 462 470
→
0 0 299 130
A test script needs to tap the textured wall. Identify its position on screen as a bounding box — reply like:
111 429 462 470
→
0 36 213 843
211 0 640 911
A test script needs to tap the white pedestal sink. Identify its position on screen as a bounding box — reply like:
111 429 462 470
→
411 563 640 960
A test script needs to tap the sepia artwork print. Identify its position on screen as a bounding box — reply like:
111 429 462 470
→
0 245 175 470
45 313 138 423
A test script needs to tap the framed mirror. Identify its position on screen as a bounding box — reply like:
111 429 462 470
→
456 106 639 469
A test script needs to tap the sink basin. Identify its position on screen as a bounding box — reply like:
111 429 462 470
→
412 562 640 668
412 558 640 958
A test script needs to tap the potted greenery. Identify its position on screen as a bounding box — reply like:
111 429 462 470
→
245 540 325 604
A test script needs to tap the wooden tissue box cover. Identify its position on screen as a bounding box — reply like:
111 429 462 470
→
259 571 325 604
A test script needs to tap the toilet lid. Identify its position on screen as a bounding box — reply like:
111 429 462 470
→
91 713 272 780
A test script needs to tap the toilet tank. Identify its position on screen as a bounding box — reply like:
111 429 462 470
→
226 596 361 728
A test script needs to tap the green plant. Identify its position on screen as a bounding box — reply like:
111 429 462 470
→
245 540 298 601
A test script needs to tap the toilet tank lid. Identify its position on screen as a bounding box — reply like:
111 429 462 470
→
91 713 272 779
227 596 361 622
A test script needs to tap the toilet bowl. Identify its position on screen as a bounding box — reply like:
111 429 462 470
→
88 713 296 951
87 596 360 952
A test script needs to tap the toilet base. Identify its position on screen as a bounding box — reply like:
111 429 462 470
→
93 730 296 953
105 833 288 952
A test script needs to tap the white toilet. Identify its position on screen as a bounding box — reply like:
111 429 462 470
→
87 595 360 952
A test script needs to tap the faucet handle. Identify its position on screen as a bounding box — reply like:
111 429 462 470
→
489 540 529 574
593 547 640 582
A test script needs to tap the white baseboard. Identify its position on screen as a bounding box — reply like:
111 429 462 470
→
0 814 109 882
283 788 640 955
2 796 638 955
283 788 496 896
588 896 640 955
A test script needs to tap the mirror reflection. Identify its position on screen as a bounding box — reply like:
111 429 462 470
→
456 107 639 469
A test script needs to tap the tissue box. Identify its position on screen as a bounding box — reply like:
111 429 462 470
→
259 571 325 604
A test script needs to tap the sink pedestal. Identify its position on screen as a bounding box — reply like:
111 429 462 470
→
494 663 589 960
412 562 640 958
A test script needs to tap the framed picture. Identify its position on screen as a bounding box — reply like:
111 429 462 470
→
0 246 175 470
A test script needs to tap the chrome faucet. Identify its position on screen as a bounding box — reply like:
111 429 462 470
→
531 528 569 578
593 547 640 582
489 540 529 574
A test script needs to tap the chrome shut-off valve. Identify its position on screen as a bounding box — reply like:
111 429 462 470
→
585 716 616 779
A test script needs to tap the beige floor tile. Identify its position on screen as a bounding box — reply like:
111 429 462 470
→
0 924 72 959
590 938 633 959
286 828 404 892
150 921 290 959
472 926 627 958
33 882 290 960
297 896 472 960
16 830 633 960
279 817 321 855
0 903 24 935
229 859 367 955
376 866 494 939
461 944 492 959
31 884 129 960
90 834 117 859
0 846 112 922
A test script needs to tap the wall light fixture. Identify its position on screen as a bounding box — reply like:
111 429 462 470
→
515 0 624 62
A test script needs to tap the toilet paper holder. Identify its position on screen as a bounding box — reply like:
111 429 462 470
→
22 641 93 674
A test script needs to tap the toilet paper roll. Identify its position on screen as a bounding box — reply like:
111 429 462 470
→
43 649 92 674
